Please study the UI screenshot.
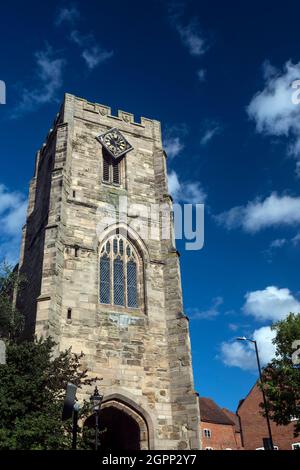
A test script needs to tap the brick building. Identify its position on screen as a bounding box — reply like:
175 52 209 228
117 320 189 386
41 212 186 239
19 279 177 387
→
222 407 243 448
199 397 243 450
237 382 300 450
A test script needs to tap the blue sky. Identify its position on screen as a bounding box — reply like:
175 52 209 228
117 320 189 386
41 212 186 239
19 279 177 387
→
1 0 300 412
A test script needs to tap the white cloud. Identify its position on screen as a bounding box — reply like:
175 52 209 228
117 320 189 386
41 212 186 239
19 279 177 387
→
262 59 278 80
264 238 288 263
215 192 300 233
70 30 113 70
168 170 207 204
176 21 207 56
163 124 188 159
188 296 223 320
220 326 276 370
200 124 221 146
253 326 277 364
180 181 207 205
168 6 208 57
70 29 85 46
197 69 206 82
168 170 181 196
12 47 65 118
228 323 239 331
247 60 300 175
270 238 287 249
0 184 27 264
220 284 300 370
0 185 23 215
55 5 79 26
267 233 300 256
292 232 300 245
2 202 27 236
70 30 92 47
220 340 257 370
164 136 184 159
243 286 300 322
82 46 113 70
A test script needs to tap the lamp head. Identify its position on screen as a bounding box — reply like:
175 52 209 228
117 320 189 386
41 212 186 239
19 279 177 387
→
90 386 103 411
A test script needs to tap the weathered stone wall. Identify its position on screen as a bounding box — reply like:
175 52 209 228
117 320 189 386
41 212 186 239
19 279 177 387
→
19 93 201 449
18 117 59 336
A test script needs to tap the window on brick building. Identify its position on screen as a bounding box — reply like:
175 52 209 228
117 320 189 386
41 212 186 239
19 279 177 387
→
292 443 300 450
256 445 279 450
205 447 213 450
203 429 212 438
99 235 140 309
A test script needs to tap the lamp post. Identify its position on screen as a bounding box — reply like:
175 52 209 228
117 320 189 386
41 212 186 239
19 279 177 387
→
62 382 79 450
90 386 104 451
236 336 274 450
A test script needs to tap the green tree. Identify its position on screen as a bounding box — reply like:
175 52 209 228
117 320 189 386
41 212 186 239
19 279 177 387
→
0 264 97 450
262 313 300 436
0 337 96 449
0 262 25 341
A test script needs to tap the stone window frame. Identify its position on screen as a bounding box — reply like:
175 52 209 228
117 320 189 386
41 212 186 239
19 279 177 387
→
292 443 300 450
98 232 145 315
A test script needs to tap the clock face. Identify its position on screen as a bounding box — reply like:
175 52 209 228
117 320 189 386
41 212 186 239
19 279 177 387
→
97 128 133 159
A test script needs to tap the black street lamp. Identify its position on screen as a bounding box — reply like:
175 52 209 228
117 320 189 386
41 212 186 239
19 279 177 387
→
236 336 274 450
90 386 104 451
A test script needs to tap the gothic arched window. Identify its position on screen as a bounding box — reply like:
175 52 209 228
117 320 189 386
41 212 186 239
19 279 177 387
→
99 235 140 309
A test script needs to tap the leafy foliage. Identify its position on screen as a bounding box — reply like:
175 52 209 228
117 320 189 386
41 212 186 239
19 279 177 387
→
0 262 25 341
0 264 98 449
262 313 300 436
0 337 96 449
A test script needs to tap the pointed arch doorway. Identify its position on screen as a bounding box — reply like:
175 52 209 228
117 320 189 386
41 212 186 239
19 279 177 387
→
84 399 150 450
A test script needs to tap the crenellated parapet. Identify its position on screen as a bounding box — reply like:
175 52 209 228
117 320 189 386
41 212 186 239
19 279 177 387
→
63 93 162 141
35 93 162 158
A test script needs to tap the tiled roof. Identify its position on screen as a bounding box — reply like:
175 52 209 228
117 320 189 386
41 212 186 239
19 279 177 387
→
199 397 235 426
222 408 241 432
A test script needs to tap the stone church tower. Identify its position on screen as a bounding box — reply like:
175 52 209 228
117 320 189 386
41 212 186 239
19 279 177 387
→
18 93 201 450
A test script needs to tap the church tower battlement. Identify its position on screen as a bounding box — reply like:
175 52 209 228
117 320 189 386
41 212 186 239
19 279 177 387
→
18 93 201 450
